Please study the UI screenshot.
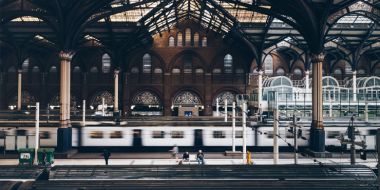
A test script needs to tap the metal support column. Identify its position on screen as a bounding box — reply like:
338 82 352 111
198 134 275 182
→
17 70 22 111
310 53 325 152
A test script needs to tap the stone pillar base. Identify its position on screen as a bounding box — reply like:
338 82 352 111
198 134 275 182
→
57 127 72 152
309 127 325 152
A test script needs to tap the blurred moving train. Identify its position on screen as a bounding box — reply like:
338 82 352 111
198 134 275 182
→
0 120 378 151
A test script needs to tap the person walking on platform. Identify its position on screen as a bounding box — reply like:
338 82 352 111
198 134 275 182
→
197 150 205 165
170 145 179 159
182 152 190 161
102 149 111 165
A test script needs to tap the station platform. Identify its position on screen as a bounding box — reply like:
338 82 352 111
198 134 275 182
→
0 152 377 168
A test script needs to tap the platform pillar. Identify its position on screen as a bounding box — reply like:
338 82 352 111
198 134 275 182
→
310 53 325 152
17 69 22 111
114 69 119 112
58 51 73 152
66 55 71 123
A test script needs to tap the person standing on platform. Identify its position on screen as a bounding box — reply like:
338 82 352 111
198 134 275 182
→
197 150 205 165
102 149 111 165
170 145 179 159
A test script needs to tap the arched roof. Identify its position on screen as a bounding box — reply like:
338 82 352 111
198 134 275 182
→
322 76 340 87
263 76 293 87
0 0 378 66
345 76 380 88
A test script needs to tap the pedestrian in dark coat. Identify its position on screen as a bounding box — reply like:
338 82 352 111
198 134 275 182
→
102 149 111 165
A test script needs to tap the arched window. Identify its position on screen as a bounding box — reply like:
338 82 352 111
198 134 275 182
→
224 54 233 73
293 68 302 77
194 32 199 47
264 55 273 75
334 68 342 75
169 36 175 47
183 55 192 73
131 67 139 73
201 37 207 47
195 68 204 74
32 66 39 73
22 59 29 73
49 66 57 73
142 53 152 73
358 69 366 75
172 68 180 74
73 66 81 73
102 53 111 73
344 62 352 74
185 28 191 46
154 67 163 74
177 33 183 47
90 66 98 73
276 68 285 76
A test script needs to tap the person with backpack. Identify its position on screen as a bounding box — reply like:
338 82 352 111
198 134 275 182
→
197 150 205 165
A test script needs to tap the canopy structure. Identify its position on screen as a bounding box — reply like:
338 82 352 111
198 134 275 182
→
0 0 379 70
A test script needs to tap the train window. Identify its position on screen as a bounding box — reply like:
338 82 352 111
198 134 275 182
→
0 131 6 138
90 131 104 139
110 131 123 138
235 131 243 138
171 131 184 138
152 131 165 138
213 131 226 138
266 131 274 139
39 131 50 139
368 130 377 136
327 131 340 139
16 129 27 136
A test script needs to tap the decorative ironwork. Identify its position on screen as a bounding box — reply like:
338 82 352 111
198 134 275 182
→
214 91 235 105
132 91 161 105
173 91 201 106
10 91 36 106
91 91 114 106
49 94 78 108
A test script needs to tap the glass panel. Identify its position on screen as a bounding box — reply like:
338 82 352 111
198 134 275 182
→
264 55 273 75
224 54 233 73
185 28 191 46
177 33 183 47
143 54 151 73
194 32 199 47
201 37 207 47
183 55 192 73
22 59 29 73
169 36 175 47
102 54 111 73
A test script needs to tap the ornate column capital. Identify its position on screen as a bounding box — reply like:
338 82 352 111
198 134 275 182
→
305 70 310 75
114 69 120 75
59 51 73 62
352 70 357 75
18 69 23 74
311 53 324 63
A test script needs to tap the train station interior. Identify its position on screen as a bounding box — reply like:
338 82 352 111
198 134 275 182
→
0 0 380 189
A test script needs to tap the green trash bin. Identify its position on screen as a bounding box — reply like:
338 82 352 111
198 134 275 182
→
37 148 55 166
18 148 35 166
